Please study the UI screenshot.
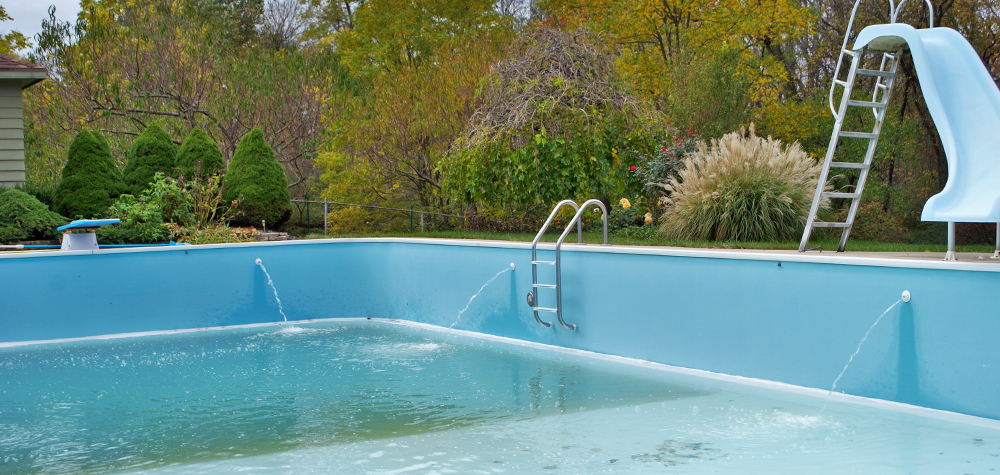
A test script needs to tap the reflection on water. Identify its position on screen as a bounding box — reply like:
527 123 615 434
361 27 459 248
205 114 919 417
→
0 323 710 474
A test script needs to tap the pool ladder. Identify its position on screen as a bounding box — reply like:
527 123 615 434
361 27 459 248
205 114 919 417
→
528 199 609 330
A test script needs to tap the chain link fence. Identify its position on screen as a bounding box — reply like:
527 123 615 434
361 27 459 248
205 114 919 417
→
287 199 466 235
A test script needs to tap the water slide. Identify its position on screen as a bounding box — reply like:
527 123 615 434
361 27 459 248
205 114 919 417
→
853 24 1000 223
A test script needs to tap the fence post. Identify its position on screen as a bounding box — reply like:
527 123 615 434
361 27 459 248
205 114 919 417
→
410 206 413 233
324 198 328 235
305 195 310 236
420 212 424 233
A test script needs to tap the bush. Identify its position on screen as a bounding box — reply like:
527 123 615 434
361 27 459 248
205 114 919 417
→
659 125 826 242
97 194 172 244
223 127 290 227
54 130 127 219
14 181 57 208
608 197 656 232
0 189 69 244
173 224 257 244
123 124 177 195
176 127 225 180
835 201 908 243
145 172 195 225
633 134 699 197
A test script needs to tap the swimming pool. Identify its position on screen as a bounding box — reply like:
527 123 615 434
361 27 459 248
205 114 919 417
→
3 319 998 474
1 238 999 472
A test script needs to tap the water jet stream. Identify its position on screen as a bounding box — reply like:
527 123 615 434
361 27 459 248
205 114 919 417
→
446 265 514 337
821 298 903 412
255 258 288 324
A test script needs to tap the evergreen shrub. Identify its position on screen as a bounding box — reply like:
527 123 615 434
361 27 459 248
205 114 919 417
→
0 189 68 244
176 127 225 180
123 124 177 195
54 130 126 218
223 127 290 227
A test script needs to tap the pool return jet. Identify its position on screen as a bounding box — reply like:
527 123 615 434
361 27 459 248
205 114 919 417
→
798 0 1000 260
528 199 609 330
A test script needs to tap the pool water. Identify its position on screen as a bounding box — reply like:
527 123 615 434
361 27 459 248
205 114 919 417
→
1 321 998 474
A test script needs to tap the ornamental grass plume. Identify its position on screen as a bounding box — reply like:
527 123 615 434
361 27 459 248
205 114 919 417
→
658 125 828 242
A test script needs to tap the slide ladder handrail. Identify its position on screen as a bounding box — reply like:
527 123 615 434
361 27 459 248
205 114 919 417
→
829 0 934 117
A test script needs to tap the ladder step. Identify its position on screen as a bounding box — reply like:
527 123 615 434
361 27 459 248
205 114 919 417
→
847 100 886 109
533 283 557 289
822 192 861 199
534 307 559 313
839 131 878 139
830 161 870 169
833 79 849 86
856 69 895 78
532 260 556 265
812 222 852 228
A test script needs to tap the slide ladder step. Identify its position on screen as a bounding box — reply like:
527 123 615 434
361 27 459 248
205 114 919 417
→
830 161 870 169
822 192 861 199
812 222 851 228
847 100 886 109
839 131 879 139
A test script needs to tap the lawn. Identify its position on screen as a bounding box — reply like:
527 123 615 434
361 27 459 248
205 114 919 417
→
295 230 997 254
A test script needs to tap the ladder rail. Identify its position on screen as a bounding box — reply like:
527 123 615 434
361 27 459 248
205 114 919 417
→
553 199 609 330
837 53 900 251
801 51 862 252
530 199 580 327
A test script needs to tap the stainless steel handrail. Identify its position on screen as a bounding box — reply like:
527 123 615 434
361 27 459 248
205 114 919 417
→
828 0 934 117
552 199 609 330
530 199 580 327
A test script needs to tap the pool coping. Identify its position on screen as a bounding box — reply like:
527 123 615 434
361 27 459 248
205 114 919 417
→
3 236 1000 273
5 316 1000 432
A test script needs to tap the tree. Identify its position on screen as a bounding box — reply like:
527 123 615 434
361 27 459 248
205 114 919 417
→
54 130 126 218
223 128 291 227
176 127 225 180
124 124 177 195
0 6 30 56
27 0 336 195
443 28 667 212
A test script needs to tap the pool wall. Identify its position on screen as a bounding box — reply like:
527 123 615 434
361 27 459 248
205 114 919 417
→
1 239 998 420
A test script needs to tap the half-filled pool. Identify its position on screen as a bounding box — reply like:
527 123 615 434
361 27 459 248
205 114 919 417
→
2 320 997 474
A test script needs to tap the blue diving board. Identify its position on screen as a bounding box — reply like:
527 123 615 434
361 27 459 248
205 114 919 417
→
57 219 121 231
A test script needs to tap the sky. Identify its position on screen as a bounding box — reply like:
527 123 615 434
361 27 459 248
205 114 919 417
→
3 0 82 48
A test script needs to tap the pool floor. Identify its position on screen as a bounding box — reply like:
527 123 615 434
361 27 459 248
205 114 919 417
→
2 320 998 474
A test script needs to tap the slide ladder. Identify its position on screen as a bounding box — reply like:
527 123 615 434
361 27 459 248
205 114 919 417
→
799 48 901 252
529 199 608 330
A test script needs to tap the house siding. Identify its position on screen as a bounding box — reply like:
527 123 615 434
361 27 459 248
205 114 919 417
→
0 80 24 187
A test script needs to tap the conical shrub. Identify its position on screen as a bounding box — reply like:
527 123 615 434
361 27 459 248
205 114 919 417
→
176 127 225 180
223 127 290 227
123 124 177 195
54 130 126 218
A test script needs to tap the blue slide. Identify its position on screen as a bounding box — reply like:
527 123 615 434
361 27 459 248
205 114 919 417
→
854 24 1000 223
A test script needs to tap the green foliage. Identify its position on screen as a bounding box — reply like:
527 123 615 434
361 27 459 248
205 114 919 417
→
659 126 826 242
176 127 225 180
223 128 290 227
447 123 662 210
0 189 68 244
145 172 195 226
54 130 126 219
13 181 57 208
632 134 699 197
124 125 178 196
97 194 172 244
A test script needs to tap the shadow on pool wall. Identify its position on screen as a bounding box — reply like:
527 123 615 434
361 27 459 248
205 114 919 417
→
1 238 998 421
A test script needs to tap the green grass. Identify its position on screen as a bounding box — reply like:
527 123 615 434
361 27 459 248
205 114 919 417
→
294 229 997 254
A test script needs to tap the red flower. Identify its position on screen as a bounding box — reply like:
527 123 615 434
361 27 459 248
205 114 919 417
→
629 165 636 171
689 132 694 136
661 148 667 152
